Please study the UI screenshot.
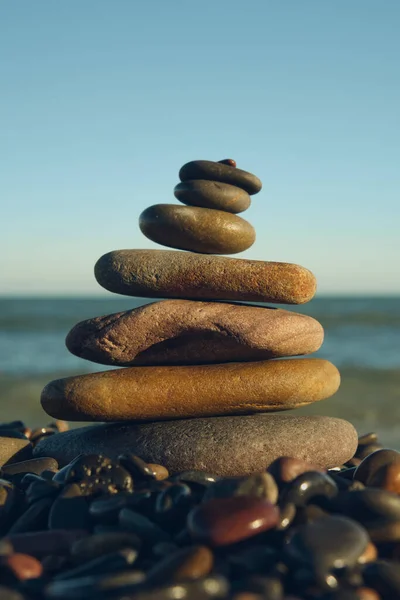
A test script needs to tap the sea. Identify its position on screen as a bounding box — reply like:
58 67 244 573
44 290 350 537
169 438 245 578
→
1 296 399 446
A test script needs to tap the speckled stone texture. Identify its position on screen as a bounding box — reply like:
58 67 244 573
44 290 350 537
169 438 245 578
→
0 437 32 467
33 415 358 474
179 160 262 195
66 300 324 367
174 180 251 213
40 358 340 422
94 250 317 304
139 204 255 255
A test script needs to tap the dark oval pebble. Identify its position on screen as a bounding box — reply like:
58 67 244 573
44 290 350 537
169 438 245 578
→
155 483 193 532
363 560 400 598
328 488 400 524
170 470 219 489
54 548 137 581
203 473 278 504
8 496 54 534
70 531 141 564
267 457 326 488
1 458 58 478
118 453 156 482
48 483 91 530
354 449 400 485
139 204 256 255
280 471 338 507
187 496 279 547
228 544 277 576
179 160 262 195
23 474 61 504
284 515 369 573
44 569 145 599
126 575 228 600
174 180 251 213
146 545 214 585
89 490 152 523
5 530 88 558
119 508 171 544
356 444 383 460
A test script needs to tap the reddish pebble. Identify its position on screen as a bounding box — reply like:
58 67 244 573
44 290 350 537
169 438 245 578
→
267 456 326 486
3 553 43 580
356 588 381 600
218 158 236 167
358 541 378 564
187 496 279 546
147 463 169 481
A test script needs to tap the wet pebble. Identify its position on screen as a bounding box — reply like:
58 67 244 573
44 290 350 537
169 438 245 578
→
203 473 278 504
268 457 326 487
146 545 214 585
279 471 338 507
70 530 141 563
187 497 279 546
119 508 171 545
354 449 400 486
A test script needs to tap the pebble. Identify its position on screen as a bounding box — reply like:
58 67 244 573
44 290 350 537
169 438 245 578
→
284 515 369 576
146 545 214 584
70 531 141 564
202 473 278 504
354 449 400 486
363 560 400 598
48 483 90 530
33 415 358 474
179 160 262 194
0 436 32 468
279 471 338 507
139 204 256 254
65 300 324 367
174 180 251 213
268 457 326 487
0 552 43 581
187 497 279 546
40 358 340 422
1 457 58 478
94 249 317 304
5 530 88 557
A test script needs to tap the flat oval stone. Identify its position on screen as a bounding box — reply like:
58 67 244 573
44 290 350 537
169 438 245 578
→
187 497 279 546
139 204 255 255
174 180 251 213
33 415 358 475
285 515 369 573
40 358 340 422
95 250 317 304
66 300 324 367
179 160 262 195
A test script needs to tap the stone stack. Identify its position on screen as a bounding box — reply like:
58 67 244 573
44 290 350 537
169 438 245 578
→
36 159 358 475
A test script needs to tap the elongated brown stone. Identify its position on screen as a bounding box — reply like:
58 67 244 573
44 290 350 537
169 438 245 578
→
139 204 255 254
40 358 340 422
94 250 317 304
66 300 324 367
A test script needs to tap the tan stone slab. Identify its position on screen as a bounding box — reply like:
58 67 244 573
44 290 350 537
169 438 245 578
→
139 204 255 254
66 300 324 366
41 358 340 422
94 250 317 304
33 415 358 474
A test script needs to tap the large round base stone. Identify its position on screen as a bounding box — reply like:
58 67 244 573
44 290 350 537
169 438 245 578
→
33 415 358 476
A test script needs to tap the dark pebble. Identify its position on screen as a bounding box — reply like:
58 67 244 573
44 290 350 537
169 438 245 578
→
1 458 58 478
8 497 54 534
179 160 262 195
53 548 137 581
60 454 133 496
70 531 141 564
280 471 338 507
5 530 88 558
354 449 400 486
203 473 278 504
363 560 400 598
119 508 171 545
174 180 251 213
146 545 214 585
48 483 91 530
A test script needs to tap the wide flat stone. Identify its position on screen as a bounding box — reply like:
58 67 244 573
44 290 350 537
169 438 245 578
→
179 160 262 195
139 204 255 254
33 415 358 474
95 250 317 304
174 180 251 213
41 358 340 422
66 300 324 366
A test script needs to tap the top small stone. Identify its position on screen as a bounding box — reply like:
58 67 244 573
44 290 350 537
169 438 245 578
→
179 160 262 195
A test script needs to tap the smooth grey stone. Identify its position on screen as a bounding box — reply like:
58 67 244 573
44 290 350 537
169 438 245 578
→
33 415 358 477
179 160 262 195
174 180 251 213
284 515 369 573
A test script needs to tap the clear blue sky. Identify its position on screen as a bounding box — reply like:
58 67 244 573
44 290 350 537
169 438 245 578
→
1 1 399 296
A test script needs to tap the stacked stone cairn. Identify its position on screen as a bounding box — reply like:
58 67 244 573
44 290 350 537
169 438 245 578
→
36 159 358 474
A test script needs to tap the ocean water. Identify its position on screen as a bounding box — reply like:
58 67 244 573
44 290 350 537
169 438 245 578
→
0 296 399 443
